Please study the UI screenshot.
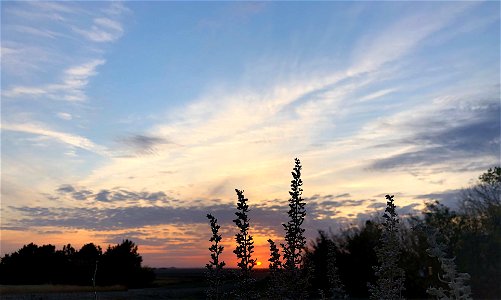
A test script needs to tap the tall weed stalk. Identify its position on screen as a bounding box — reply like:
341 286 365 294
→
425 227 472 300
206 214 225 300
368 195 406 300
280 158 309 299
233 189 257 299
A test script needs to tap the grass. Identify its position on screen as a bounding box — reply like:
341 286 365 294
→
0 269 214 299
0 284 126 295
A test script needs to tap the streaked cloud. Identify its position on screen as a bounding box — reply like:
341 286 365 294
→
369 96 499 173
73 17 124 43
359 88 396 102
415 189 463 209
2 1 127 101
348 2 478 76
1 122 107 155
3 59 106 101
6 25 61 39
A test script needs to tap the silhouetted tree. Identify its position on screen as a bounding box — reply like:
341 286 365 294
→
400 217 439 299
98 239 153 287
0 240 153 287
341 220 380 298
298 168 500 299
305 230 346 299
74 243 102 285
456 166 501 298
0 243 60 284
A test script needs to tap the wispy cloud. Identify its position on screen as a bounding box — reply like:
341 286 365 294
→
2 1 128 101
73 17 124 43
1 122 107 155
358 88 396 102
5 25 62 39
348 2 477 76
3 59 105 101
57 112 73 121
368 95 499 173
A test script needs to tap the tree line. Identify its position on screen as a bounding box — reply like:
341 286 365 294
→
0 239 155 288
205 162 500 299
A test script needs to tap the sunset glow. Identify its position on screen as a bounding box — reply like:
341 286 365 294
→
1 1 499 268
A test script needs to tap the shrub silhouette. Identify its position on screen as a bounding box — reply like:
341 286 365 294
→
205 158 309 299
202 163 500 299
304 167 500 299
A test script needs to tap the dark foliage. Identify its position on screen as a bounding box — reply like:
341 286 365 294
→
0 239 155 287
304 167 500 299
456 166 501 298
340 220 381 298
98 239 155 288
304 230 346 299
267 238 284 298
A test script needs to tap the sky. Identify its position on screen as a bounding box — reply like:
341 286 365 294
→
1 1 499 268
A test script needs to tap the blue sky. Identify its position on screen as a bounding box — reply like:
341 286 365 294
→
1 1 499 267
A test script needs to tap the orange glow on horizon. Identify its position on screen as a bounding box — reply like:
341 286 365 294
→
1 226 282 269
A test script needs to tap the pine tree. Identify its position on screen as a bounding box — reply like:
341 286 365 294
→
368 195 405 300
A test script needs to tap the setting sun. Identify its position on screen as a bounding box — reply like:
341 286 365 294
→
256 261 262 267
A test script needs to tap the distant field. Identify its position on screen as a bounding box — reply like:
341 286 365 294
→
0 268 272 299
0 284 126 294
0 285 126 299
